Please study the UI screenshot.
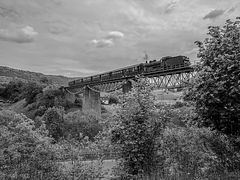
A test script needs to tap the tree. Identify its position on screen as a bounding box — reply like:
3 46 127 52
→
111 79 163 178
64 111 103 141
0 110 64 179
23 82 43 104
186 17 240 137
0 80 25 102
42 107 65 141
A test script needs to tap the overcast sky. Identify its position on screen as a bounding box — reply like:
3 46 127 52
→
0 0 239 77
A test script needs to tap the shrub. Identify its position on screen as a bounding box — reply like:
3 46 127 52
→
108 95 119 104
101 105 108 113
185 17 240 137
74 98 82 107
37 88 64 108
0 80 25 102
0 110 65 179
111 79 164 178
23 82 43 104
64 111 103 141
159 126 240 177
41 107 65 141
55 139 106 179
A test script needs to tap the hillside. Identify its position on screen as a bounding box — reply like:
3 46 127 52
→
0 66 78 86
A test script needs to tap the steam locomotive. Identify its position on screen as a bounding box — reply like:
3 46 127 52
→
68 56 190 86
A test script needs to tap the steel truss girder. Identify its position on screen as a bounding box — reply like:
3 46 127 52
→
90 80 126 93
65 87 84 95
146 71 195 89
66 71 196 94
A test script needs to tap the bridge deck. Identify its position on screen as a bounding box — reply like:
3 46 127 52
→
67 66 194 89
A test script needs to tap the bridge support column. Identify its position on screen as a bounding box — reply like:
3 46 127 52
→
82 86 101 116
122 81 132 93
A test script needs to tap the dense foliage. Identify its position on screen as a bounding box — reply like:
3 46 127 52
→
0 110 64 179
64 111 102 141
159 126 240 177
0 66 71 86
0 80 27 102
1 18 240 179
41 107 65 141
111 80 163 178
186 17 240 136
110 78 240 179
0 110 106 179
23 82 43 104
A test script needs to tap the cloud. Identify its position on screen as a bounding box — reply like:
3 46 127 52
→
47 20 70 35
203 9 225 20
0 6 19 19
0 26 38 43
227 3 240 13
91 39 114 48
227 7 235 13
91 31 124 48
106 31 124 40
164 0 178 14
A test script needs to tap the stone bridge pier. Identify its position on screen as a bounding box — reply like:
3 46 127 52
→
82 86 101 117
65 80 134 117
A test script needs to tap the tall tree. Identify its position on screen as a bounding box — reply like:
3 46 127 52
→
111 80 163 178
42 107 65 141
186 17 240 136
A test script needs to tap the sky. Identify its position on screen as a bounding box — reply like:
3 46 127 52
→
0 0 239 77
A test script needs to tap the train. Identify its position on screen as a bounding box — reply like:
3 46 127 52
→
68 55 190 86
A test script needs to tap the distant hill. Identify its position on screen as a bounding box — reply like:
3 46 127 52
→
0 66 78 86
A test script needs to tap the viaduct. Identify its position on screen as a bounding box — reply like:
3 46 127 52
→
64 59 195 116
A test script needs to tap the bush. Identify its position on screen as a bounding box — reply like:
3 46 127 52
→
0 110 65 179
55 139 106 179
159 126 240 177
172 101 187 108
74 98 82 107
41 107 65 141
0 81 43 104
185 17 240 137
108 95 119 104
101 105 108 113
0 110 106 179
23 82 43 104
37 87 65 108
36 86 77 112
0 80 25 102
64 111 103 141
111 79 163 178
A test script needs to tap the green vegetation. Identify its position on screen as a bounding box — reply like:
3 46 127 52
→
64 111 103 141
108 94 119 104
0 66 75 86
0 110 64 179
109 78 240 179
186 17 240 137
42 107 65 141
0 110 105 179
111 80 161 178
0 80 27 102
0 17 239 179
